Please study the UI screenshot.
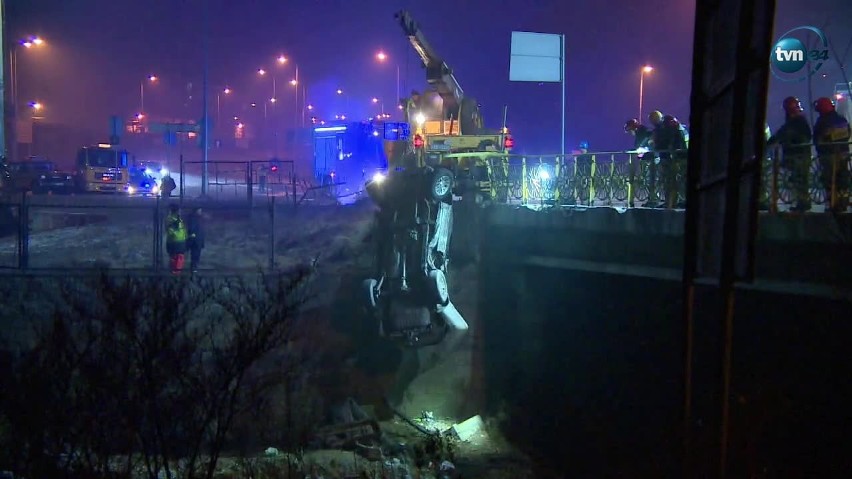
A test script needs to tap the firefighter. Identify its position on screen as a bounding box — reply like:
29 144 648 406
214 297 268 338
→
650 111 688 208
165 204 187 273
643 111 666 207
813 97 851 212
625 118 653 149
625 119 653 207
768 97 812 212
187 206 205 273
161 173 176 198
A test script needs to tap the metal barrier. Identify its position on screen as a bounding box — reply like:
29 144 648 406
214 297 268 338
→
0 194 290 271
444 144 852 212
180 158 345 205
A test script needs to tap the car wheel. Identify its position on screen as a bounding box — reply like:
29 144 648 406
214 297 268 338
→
428 168 453 201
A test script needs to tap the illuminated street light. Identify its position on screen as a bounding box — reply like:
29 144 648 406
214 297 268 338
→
277 55 288 64
139 75 158 115
30 101 43 111
135 113 145 120
289 79 298 86
270 97 277 103
415 112 426 126
372 97 379 104
217 87 233 127
258 68 267 76
307 104 314 110
375 50 400 113
336 89 343 95
639 64 654 122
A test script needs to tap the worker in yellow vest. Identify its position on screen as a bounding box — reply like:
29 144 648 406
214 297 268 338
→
165 203 187 273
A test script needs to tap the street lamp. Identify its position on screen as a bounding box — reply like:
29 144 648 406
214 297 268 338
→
140 74 157 114
9 36 47 160
639 65 653 122
277 55 288 65
217 87 232 127
29 101 43 112
375 50 400 107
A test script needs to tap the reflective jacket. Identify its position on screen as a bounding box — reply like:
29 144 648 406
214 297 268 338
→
813 110 851 156
165 213 187 254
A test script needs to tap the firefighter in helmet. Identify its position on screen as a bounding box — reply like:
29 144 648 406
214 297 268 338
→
812 96 851 212
641 111 666 207
650 111 688 208
768 96 812 212
625 119 653 207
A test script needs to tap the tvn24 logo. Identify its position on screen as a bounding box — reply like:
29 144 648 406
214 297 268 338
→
770 26 829 82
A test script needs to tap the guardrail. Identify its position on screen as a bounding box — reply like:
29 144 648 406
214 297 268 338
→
443 143 852 212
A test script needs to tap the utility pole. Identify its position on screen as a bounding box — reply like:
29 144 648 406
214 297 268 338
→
0 0 6 158
201 0 210 196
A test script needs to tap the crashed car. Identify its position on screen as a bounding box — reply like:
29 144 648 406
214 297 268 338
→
362 166 468 347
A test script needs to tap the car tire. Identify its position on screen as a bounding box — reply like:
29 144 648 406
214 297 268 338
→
428 168 453 201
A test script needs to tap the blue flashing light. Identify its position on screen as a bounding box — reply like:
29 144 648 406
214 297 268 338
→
315 126 347 133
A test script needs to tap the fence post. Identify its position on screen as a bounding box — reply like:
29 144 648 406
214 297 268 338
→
247 161 253 205
268 196 275 271
179 154 185 202
18 192 29 270
153 196 161 271
292 173 298 208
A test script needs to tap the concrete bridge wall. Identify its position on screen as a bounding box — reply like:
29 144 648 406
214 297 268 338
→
475 205 852 476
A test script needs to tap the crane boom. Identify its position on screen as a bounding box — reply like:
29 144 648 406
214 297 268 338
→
395 10 464 116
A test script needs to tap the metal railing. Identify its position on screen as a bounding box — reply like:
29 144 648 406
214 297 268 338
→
0 193 292 271
442 143 852 212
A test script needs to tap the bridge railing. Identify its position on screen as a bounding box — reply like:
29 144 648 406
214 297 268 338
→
444 144 852 212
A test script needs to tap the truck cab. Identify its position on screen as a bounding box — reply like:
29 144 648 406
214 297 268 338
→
75 144 132 194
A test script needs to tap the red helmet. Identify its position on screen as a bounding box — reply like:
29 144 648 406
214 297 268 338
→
782 96 803 115
813 97 835 114
624 118 641 132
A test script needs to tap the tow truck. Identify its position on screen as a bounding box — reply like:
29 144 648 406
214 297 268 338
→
393 10 513 166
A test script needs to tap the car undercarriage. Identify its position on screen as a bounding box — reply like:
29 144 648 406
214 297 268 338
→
363 166 469 347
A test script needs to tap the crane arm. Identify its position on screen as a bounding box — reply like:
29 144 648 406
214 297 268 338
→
395 10 464 115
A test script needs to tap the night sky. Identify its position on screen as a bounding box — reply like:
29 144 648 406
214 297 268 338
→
7 0 852 153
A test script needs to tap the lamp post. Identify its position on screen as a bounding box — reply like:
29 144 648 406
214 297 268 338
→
140 75 157 114
8 36 46 161
376 51 400 110
216 87 231 128
639 65 653 122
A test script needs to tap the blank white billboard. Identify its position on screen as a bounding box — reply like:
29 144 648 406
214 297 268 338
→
510 31 563 83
